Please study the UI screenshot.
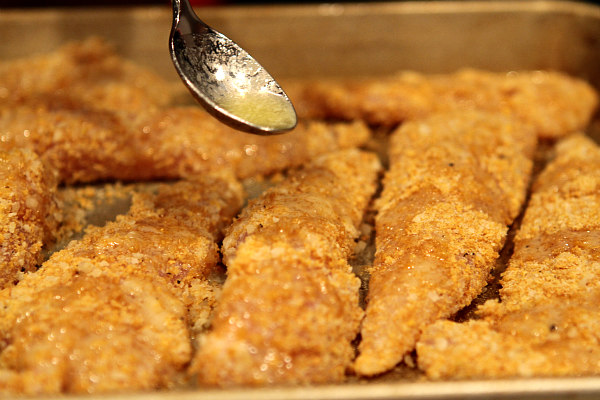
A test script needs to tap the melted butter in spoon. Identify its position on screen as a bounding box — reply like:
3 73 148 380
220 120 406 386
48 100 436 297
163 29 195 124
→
170 0 297 135
217 92 297 132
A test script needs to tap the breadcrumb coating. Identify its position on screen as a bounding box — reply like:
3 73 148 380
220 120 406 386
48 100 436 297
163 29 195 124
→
0 105 370 184
0 40 371 184
417 133 600 379
290 69 598 139
0 149 59 289
2 36 598 392
0 37 172 114
192 149 381 386
354 111 536 376
0 173 243 395
133 107 371 181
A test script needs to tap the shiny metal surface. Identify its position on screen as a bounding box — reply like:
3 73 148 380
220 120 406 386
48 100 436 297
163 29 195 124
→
169 0 297 135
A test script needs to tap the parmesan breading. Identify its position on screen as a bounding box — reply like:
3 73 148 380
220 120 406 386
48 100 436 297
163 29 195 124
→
355 111 536 376
0 37 172 114
0 149 58 289
290 69 598 139
417 133 600 379
192 149 381 386
0 173 243 395
0 39 370 184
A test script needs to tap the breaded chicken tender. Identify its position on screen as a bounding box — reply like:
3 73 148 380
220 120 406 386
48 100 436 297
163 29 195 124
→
417 133 600 379
354 111 536 376
0 38 172 114
0 149 59 289
135 107 371 181
290 69 598 139
0 172 243 395
192 149 381 386
0 40 370 184
0 105 370 184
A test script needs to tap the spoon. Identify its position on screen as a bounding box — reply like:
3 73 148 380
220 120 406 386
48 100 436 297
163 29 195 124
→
169 0 297 135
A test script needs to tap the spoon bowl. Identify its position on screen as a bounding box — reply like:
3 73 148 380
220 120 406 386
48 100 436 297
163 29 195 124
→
169 0 297 135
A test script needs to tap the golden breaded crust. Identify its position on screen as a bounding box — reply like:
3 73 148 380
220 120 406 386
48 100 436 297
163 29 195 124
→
0 105 370 184
290 69 598 139
0 37 173 114
136 107 372 181
0 105 141 184
0 173 243 395
0 149 58 289
417 134 600 379
0 40 371 184
355 111 536 376
192 149 381 386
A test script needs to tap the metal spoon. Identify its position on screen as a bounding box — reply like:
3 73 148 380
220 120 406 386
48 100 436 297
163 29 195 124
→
169 0 297 135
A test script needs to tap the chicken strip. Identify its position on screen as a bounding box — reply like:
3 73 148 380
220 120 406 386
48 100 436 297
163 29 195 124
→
0 37 173 114
0 149 59 289
354 111 536 376
0 105 370 184
0 39 370 184
0 172 243 395
192 149 381 386
290 69 598 139
417 133 600 379
135 107 371 181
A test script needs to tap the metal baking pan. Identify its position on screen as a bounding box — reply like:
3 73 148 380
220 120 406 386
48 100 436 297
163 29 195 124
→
1 1 600 399
2 1 599 83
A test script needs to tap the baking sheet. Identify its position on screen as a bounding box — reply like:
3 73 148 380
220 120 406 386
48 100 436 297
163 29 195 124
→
2 1 600 82
1 1 600 399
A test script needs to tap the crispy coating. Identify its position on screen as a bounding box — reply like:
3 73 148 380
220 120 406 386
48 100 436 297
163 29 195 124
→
0 40 370 184
0 105 370 184
354 111 536 376
133 107 371 181
0 37 172 114
290 69 598 139
417 133 600 379
192 149 381 386
0 149 59 289
0 173 243 395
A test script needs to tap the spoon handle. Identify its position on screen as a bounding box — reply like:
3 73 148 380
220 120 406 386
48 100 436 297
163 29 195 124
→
172 0 208 34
